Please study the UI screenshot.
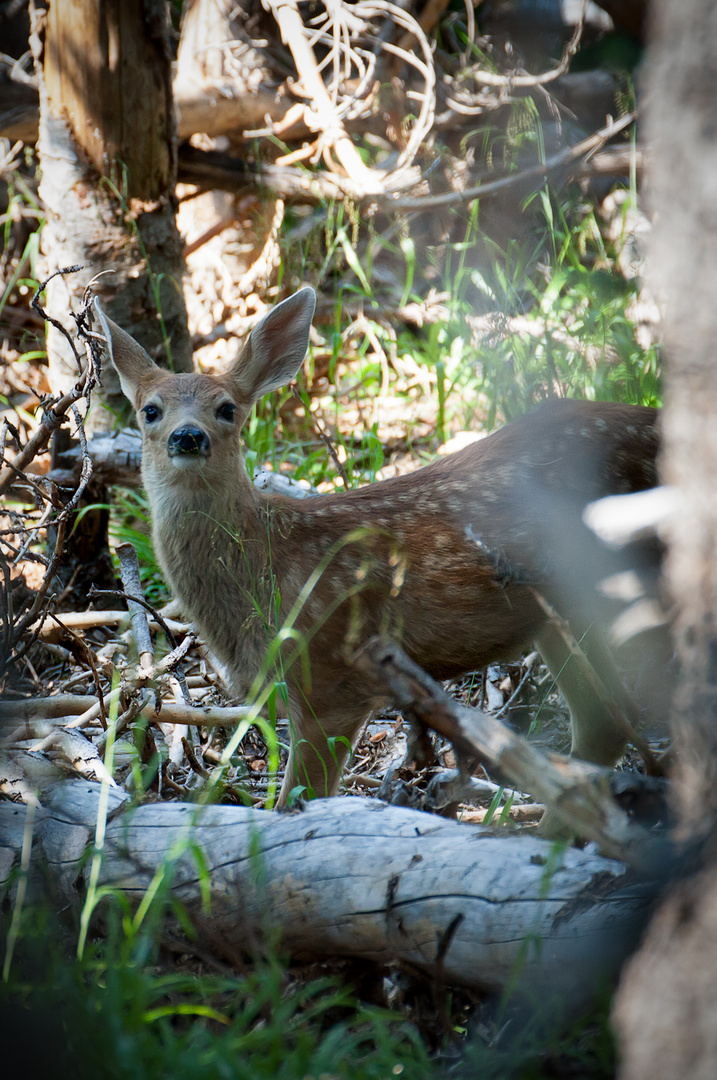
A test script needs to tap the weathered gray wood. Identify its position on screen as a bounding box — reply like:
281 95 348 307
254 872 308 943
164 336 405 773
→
0 781 653 1009
41 428 313 496
355 638 664 871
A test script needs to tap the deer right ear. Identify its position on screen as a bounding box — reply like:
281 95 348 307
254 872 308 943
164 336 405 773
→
94 298 161 408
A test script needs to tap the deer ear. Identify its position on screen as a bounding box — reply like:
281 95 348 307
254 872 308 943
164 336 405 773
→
94 298 161 408
228 287 316 404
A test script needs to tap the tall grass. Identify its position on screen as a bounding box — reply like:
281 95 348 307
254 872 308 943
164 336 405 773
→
2 904 432 1080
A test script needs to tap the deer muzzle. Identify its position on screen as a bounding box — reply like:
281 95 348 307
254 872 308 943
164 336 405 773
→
167 426 211 459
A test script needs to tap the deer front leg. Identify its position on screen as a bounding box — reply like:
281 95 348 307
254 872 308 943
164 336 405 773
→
277 707 368 806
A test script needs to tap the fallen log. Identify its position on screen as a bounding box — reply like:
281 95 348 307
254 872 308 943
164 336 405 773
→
0 81 295 147
0 780 655 1012
34 427 313 495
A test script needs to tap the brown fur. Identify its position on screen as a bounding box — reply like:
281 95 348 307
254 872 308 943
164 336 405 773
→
101 289 660 804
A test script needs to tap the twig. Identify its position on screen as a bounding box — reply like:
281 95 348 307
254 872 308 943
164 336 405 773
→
0 377 87 498
7 691 254 740
266 0 386 195
1 267 105 494
395 0 452 60
384 111 636 212
87 587 180 648
494 652 540 719
47 613 107 729
343 772 382 788
182 735 210 779
357 1 436 175
0 270 106 679
447 4 586 98
30 609 189 639
132 632 197 686
104 700 254 730
292 385 351 489
30 266 85 370
0 556 12 667
62 405 93 513
11 500 54 566
117 543 154 669
96 688 154 756
262 0 436 189
9 510 68 657
64 686 123 733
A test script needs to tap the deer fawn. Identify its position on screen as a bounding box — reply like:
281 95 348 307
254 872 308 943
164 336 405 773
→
100 288 660 805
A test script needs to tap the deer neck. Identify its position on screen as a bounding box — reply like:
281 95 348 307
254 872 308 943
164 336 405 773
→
145 460 277 696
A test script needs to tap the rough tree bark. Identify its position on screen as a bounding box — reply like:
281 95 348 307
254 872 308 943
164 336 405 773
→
28 0 193 596
33 0 192 432
613 2 717 1076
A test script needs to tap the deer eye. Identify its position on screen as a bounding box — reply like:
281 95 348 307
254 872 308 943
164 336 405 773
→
216 402 236 423
142 403 162 423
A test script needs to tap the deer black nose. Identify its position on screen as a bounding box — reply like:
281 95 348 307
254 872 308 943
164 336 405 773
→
167 426 210 457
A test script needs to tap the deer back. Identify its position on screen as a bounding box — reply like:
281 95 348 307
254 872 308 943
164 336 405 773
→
255 397 660 689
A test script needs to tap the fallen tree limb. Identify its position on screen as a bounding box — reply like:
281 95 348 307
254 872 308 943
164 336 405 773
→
0 780 655 1011
0 694 101 720
0 696 253 732
24 609 188 641
49 429 143 487
353 637 667 872
0 80 298 147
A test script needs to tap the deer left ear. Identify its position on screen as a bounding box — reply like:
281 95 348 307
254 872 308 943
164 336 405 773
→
94 298 162 408
227 287 316 404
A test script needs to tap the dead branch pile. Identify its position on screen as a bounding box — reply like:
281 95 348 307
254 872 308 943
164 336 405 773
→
1 0 640 208
0 275 103 681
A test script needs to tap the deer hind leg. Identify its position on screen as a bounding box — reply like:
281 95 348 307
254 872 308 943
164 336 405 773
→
276 706 369 807
535 620 639 767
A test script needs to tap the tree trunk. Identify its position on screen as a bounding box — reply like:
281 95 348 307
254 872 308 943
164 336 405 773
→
33 0 192 433
613 1 717 1075
30 0 193 598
